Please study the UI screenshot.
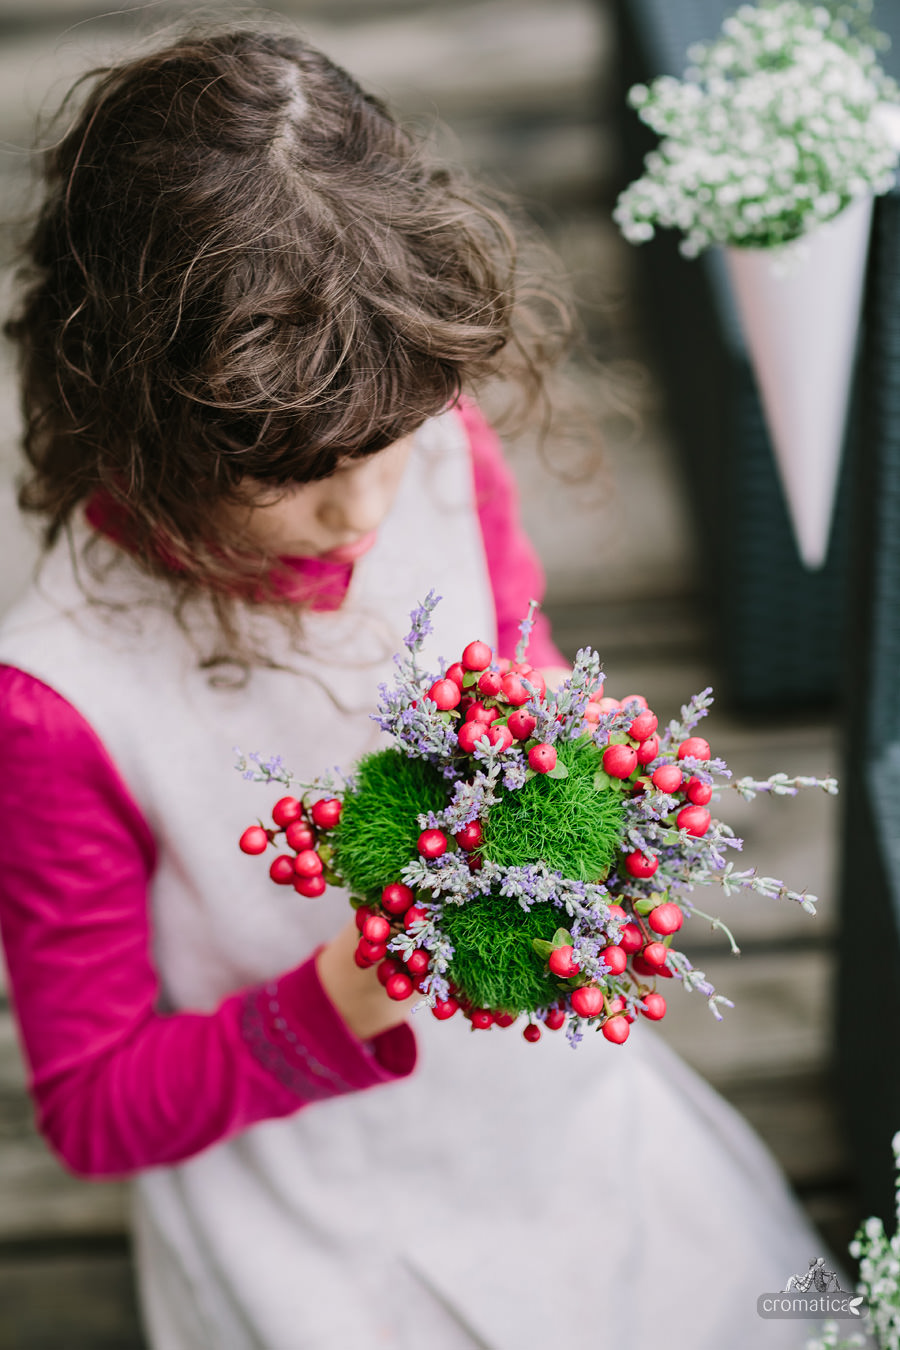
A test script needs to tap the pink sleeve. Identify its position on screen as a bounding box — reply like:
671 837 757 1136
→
0 667 415 1178
459 401 567 668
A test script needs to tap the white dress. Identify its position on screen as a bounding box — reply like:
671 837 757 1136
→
0 410 830 1349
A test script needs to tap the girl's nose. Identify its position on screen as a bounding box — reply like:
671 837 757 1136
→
316 470 384 539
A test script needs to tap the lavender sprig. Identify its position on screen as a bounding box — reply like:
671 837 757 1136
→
732 773 839 801
514 598 539 664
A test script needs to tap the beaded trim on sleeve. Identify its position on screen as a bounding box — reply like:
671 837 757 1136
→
239 981 362 1100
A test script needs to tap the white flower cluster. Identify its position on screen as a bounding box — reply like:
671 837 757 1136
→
843 1131 900 1348
614 1 900 257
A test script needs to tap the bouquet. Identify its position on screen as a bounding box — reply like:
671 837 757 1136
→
613 0 900 258
236 594 837 1047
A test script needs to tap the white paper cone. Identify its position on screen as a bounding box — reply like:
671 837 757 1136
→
724 195 874 569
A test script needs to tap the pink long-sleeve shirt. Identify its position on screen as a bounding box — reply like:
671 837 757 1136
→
0 405 564 1178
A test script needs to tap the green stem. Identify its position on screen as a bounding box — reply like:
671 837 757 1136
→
687 905 741 955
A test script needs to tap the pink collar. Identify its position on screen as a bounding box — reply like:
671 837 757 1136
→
84 494 354 613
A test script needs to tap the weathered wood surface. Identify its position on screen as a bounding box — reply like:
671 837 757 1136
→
0 1010 128 1242
0 0 611 165
654 948 833 1086
0 1248 144 1350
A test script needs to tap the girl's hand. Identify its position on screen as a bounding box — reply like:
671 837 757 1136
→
315 918 419 1041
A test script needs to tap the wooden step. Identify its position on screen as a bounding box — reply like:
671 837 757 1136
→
0 1242 145 1350
654 946 833 1087
0 0 608 153
0 1011 127 1242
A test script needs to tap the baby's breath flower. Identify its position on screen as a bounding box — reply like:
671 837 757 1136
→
614 0 900 256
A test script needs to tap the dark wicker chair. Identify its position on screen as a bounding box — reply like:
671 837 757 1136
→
837 182 900 1224
610 0 900 712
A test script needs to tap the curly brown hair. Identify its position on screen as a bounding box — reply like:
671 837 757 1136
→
5 26 572 646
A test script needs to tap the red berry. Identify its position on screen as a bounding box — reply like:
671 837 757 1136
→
454 820 483 851
293 849 323 878
478 670 503 697
628 711 658 742
676 804 712 836
293 874 326 898
464 701 499 724
354 947 375 969
507 710 537 741
528 743 557 774
362 913 391 944
687 777 713 805
636 734 660 767
487 723 514 752
677 736 711 762
588 683 607 703
417 829 447 859
269 855 296 885
357 937 387 963
648 902 683 936
446 662 466 689
461 641 492 672
641 942 670 969
602 944 628 975
493 1012 516 1028
606 903 627 921
620 693 648 710
355 906 374 932
432 997 459 1020
470 1009 494 1029
618 922 643 953
467 853 483 872
381 882 415 915
457 720 491 754
602 1016 630 1044
641 992 667 1020
239 826 269 855
406 949 430 976
631 953 673 979
404 906 429 931
625 849 658 879
583 704 601 726
523 1024 542 1043
285 821 316 852
594 696 621 713
519 668 546 699
385 972 414 1001
651 764 684 794
548 945 580 978
311 798 342 830
500 672 530 706
545 1008 567 1031
272 796 303 828
377 959 403 987
570 986 604 1018
428 678 462 711
602 744 638 779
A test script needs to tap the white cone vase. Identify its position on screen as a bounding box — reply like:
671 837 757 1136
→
724 194 874 569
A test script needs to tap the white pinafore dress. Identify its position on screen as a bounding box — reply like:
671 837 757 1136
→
0 411 829 1349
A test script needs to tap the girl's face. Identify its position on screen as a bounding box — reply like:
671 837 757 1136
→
227 433 416 561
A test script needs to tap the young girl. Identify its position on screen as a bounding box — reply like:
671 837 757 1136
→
0 27 828 1349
